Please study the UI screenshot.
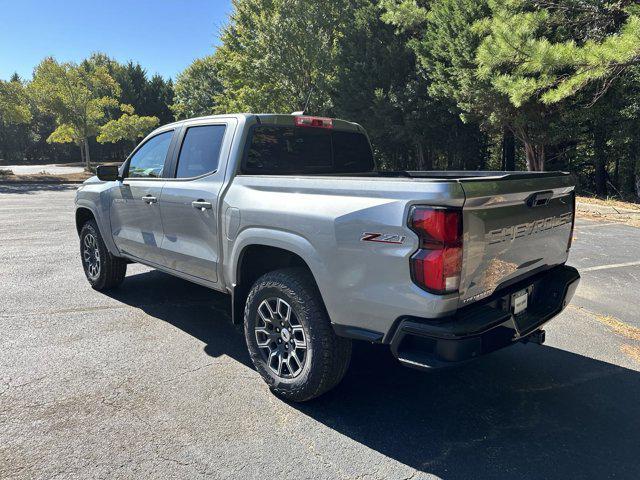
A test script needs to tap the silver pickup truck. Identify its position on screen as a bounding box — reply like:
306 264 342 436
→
75 114 580 401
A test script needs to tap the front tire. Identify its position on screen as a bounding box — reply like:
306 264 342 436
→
244 268 351 402
79 220 127 291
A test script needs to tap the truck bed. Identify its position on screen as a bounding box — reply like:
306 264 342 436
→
302 170 571 181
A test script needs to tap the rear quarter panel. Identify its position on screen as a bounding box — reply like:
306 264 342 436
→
223 176 467 335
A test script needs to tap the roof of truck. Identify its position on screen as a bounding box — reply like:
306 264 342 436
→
157 113 364 133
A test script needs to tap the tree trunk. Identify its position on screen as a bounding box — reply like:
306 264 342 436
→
502 128 516 171
593 125 607 196
425 147 433 170
84 138 91 170
415 142 424 170
633 141 640 200
78 141 85 166
524 142 545 171
618 141 635 199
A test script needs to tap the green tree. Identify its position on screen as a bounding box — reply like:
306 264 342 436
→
382 0 640 173
97 104 159 148
474 0 640 178
620 66 640 198
29 57 120 168
0 76 31 126
85 55 175 124
382 0 520 168
144 74 174 124
335 0 488 170
80 54 174 163
214 0 349 114
475 1 640 107
172 55 223 119
0 75 33 162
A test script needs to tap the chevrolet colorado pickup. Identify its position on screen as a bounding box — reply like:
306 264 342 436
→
75 114 580 401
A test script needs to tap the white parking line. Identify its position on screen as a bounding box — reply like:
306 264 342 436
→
581 261 640 272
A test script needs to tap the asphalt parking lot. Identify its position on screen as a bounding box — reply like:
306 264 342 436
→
1 183 639 480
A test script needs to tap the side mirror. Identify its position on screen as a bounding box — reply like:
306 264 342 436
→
96 165 121 182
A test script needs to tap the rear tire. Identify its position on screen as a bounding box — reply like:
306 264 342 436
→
244 268 351 402
79 220 127 291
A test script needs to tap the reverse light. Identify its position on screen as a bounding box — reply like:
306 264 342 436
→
294 116 333 129
409 207 463 294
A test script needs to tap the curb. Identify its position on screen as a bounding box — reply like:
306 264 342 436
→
576 201 640 217
0 180 85 185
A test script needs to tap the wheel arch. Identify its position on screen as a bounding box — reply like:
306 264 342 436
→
74 202 120 256
229 231 329 325
75 207 96 235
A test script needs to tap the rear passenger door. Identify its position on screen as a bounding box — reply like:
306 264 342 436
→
158 119 236 285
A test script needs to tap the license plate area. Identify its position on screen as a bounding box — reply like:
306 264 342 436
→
510 287 540 336
511 289 528 315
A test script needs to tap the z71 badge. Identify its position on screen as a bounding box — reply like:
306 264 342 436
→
361 232 406 244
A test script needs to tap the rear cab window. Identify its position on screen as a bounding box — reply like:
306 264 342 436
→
174 125 226 178
243 125 374 175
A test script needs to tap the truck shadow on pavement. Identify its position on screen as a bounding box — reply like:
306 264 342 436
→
104 268 253 368
0 182 79 195
107 269 640 480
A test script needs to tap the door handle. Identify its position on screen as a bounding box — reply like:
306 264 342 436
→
142 195 157 204
192 200 213 210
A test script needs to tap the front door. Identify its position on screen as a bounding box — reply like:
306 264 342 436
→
110 129 174 265
159 122 230 284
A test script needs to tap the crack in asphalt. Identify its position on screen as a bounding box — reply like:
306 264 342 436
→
98 388 212 477
159 362 216 384
0 376 48 397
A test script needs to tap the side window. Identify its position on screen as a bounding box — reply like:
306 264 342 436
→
175 125 226 178
127 131 173 178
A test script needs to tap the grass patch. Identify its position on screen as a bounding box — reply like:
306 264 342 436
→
572 306 640 342
0 171 92 183
620 344 640 363
576 195 640 227
577 196 640 210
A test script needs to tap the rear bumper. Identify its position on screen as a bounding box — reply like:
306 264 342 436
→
389 265 580 370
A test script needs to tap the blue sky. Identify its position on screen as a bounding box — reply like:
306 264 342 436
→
0 0 233 81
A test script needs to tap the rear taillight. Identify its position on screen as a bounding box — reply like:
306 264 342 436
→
294 116 333 129
409 207 463 294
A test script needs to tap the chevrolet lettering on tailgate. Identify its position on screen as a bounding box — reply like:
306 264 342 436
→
486 213 573 245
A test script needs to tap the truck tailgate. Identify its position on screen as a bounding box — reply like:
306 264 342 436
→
458 173 575 306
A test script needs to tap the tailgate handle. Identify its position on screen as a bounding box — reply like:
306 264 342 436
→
527 191 553 208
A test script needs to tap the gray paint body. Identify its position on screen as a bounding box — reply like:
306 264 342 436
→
75 114 575 340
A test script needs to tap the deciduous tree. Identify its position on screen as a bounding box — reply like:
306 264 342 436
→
29 58 120 168
0 77 31 126
97 104 159 148
214 0 349 114
172 55 223 119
